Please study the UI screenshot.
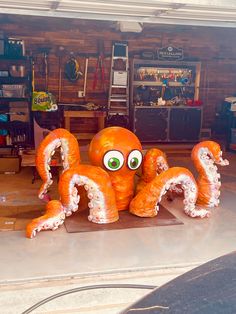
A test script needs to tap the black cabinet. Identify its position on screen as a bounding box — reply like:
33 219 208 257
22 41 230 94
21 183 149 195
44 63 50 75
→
169 108 201 141
133 107 202 142
134 107 168 141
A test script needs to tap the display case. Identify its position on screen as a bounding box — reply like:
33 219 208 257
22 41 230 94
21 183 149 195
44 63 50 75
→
131 59 202 142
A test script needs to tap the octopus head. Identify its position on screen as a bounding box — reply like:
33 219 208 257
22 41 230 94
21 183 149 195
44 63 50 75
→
88 126 143 176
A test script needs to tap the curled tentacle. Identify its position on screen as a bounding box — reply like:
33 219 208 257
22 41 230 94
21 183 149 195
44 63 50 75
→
58 164 119 223
136 148 169 194
191 140 229 207
130 167 209 219
36 128 80 200
26 200 65 238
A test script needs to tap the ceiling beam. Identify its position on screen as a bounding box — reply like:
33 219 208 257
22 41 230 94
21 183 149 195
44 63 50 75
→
1 0 236 28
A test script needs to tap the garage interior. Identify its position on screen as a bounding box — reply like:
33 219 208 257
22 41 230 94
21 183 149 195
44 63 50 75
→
0 1 236 313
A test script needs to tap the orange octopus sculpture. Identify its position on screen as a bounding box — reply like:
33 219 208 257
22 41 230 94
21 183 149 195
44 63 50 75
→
137 141 229 208
26 127 224 238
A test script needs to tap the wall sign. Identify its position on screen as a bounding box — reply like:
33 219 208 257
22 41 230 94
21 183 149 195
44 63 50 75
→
157 46 183 61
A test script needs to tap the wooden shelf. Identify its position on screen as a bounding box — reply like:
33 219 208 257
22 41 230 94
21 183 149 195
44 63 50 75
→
134 105 202 109
133 81 195 87
0 97 28 101
0 77 28 84
0 56 28 61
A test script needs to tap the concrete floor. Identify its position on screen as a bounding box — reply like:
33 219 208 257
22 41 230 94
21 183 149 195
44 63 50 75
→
0 152 236 313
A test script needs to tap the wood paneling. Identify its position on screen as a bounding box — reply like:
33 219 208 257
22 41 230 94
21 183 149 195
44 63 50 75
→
1 14 236 129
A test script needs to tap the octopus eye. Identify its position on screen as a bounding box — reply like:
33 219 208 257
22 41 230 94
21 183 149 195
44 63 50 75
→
103 150 124 171
127 150 142 170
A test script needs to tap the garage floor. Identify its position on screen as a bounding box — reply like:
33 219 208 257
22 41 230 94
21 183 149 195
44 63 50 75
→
0 151 235 313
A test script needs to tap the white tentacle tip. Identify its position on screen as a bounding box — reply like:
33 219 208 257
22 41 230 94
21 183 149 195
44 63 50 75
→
223 159 229 166
219 158 229 166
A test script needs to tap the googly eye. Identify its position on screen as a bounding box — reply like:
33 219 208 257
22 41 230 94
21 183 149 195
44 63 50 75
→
103 150 124 171
127 150 142 170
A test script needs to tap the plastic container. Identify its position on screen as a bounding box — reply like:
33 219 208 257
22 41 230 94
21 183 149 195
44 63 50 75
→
2 84 25 97
9 65 25 78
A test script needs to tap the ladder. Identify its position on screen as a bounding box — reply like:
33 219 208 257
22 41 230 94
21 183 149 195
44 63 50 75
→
107 42 129 121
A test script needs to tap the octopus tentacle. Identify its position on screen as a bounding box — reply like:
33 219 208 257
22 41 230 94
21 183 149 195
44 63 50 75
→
36 128 80 200
108 172 136 211
130 167 209 219
26 200 65 238
136 148 169 194
58 164 119 223
191 141 229 207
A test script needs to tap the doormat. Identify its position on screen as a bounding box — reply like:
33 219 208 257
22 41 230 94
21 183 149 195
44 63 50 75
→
0 205 44 231
64 205 183 233
0 204 183 233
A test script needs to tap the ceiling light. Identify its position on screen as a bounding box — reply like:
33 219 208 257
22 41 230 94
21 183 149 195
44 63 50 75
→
118 21 143 33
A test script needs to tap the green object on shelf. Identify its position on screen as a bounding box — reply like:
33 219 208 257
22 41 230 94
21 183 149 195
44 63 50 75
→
32 91 57 111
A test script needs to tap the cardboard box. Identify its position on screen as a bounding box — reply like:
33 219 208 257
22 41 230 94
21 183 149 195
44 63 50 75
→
0 155 21 173
0 217 16 231
9 102 29 122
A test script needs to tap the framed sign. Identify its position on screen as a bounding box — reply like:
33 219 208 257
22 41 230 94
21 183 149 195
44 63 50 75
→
157 46 183 61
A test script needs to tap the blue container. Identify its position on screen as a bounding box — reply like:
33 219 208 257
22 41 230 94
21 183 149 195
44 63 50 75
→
0 114 7 135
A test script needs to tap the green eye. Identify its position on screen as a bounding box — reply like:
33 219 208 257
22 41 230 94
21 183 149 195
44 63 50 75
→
103 150 124 171
108 157 120 170
129 157 138 168
128 150 142 170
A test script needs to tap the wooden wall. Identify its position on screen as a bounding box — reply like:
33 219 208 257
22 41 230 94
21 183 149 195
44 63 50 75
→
1 14 236 129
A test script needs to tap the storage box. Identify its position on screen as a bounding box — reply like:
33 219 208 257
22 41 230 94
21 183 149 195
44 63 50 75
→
9 102 29 122
231 128 236 144
0 155 21 173
2 84 25 98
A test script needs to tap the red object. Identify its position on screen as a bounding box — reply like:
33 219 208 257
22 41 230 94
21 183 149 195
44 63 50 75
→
93 40 106 90
187 99 203 107
0 135 6 146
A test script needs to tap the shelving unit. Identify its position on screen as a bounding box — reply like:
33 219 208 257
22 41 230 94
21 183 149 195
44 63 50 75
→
0 56 33 147
130 59 202 142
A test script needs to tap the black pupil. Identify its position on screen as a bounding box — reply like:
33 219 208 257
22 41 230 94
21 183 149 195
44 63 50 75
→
111 161 117 167
131 159 137 167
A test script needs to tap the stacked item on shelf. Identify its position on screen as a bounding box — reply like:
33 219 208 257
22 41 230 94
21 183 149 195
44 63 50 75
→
1 84 25 98
132 60 201 108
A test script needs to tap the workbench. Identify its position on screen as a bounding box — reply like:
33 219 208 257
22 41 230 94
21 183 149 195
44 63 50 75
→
64 110 106 139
